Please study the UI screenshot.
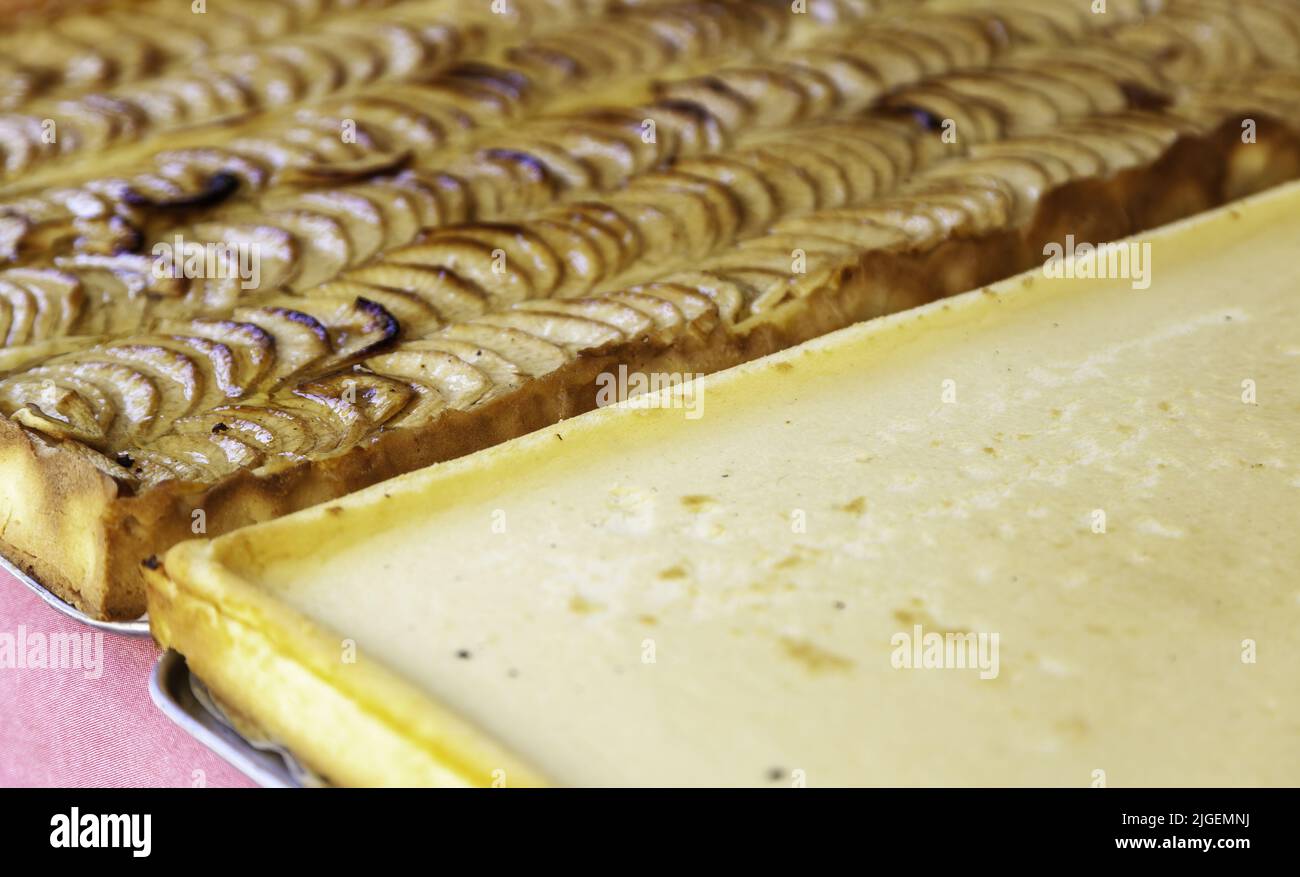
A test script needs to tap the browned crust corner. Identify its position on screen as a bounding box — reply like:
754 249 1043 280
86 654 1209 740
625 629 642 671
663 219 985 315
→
0 414 121 617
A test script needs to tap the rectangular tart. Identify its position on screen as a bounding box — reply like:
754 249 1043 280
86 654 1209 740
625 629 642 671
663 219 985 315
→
149 182 1300 786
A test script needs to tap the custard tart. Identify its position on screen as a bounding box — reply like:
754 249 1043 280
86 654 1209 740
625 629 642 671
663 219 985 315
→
148 182 1300 785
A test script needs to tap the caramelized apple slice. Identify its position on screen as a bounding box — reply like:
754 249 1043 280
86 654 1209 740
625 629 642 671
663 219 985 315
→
232 305 330 386
745 62 842 125
152 148 270 192
973 136 1107 179
344 263 486 322
172 404 320 459
200 51 306 108
600 199 682 272
170 317 275 394
121 334 242 404
95 342 205 413
262 190 387 265
615 173 744 267
938 72 1063 132
365 345 492 418
706 237 846 279
593 291 686 331
0 288 13 346
281 371 414 452
406 337 523 398
10 358 160 444
763 138 857 208
386 229 546 304
767 212 907 251
900 179 1016 236
477 140 597 194
655 76 753 135
531 218 609 297
645 98 727 156
437 322 568 378
186 221 298 293
514 298 653 337
260 209 353 290
266 42 348 98
663 157 778 236
344 182 423 251
299 97 446 154
919 154 1055 219
541 113 659 189
471 308 623 353
455 151 554 217
0 336 102 375
555 204 641 277
0 279 35 347
134 432 256 484
269 296 400 366
385 170 467 227
647 274 741 324
622 283 718 323
3 268 87 340
300 282 438 332
35 262 147 337
882 87 1007 144
5 377 113 445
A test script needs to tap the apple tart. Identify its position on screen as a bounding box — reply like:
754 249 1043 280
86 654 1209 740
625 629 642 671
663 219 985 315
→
2 0 1300 619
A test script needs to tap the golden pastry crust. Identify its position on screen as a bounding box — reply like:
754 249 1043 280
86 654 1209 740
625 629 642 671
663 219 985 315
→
0 414 116 613
145 553 552 786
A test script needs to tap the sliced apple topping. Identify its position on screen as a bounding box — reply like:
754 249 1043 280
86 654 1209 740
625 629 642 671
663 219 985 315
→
295 282 439 334
282 371 414 452
169 317 275 393
514 298 654 339
437 322 568 378
183 220 298 294
3 357 160 445
0 280 35 347
404 337 524 399
363 346 492 427
384 233 536 305
231 305 330 386
261 190 388 265
599 290 688 332
343 263 487 323
471 308 623 355
1 0 1297 501
175 405 313 456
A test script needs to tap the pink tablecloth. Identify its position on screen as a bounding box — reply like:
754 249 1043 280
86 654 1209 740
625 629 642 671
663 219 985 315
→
0 569 253 787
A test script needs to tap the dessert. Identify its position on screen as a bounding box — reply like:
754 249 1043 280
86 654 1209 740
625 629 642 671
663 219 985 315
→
148 182 1300 786
3 0 1300 618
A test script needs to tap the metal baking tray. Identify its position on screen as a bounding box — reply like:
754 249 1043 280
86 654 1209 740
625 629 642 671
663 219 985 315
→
149 649 318 788
0 551 150 636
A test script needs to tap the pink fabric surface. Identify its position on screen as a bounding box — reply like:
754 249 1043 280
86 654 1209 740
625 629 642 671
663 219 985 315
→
0 569 254 787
